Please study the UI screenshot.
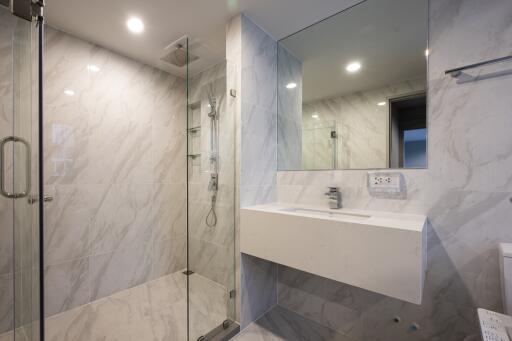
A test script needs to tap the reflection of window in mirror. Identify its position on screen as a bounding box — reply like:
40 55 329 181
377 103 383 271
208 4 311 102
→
389 93 427 168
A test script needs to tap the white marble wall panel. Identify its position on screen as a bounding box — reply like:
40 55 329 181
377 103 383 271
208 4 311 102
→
228 14 280 329
275 0 512 339
43 27 187 319
226 14 280 327
277 45 303 170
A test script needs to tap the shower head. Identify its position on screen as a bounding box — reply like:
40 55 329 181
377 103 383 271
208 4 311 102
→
161 36 199 67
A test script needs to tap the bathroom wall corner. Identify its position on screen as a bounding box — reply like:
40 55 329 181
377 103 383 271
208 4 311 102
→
226 13 279 329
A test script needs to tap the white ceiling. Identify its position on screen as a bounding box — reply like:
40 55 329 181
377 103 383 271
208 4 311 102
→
280 0 428 102
44 0 363 77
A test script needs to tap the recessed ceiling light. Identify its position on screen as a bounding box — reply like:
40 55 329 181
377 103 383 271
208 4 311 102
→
127 17 144 34
64 89 75 96
312 114 319 119
425 49 430 57
286 82 297 89
377 101 386 106
87 64 100 73
345 62 362 73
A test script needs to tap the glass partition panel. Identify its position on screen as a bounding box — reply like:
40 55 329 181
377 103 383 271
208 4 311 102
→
0 5 42 341
186 51 238 340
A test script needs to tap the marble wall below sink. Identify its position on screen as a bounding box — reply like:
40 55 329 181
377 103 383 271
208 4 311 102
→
43 27 187 318
274 0 512 339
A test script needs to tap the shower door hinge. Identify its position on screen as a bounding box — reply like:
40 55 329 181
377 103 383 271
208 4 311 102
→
11 0 44 21
229 289 236 299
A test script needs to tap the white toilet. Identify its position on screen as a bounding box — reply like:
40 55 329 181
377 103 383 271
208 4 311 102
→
500 243 512 314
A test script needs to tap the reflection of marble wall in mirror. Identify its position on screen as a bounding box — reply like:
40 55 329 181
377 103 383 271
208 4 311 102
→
277 0 428 171
277 45 302 170
302 77 426 169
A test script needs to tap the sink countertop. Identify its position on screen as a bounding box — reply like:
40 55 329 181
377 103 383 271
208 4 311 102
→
243 203 427 232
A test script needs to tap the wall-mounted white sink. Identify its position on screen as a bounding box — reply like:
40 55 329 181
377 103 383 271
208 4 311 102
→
279 206 371 220
241 203 427 304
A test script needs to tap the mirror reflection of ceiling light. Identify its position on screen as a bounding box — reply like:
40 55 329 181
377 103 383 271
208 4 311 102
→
286 82 297 89
312 114 319 119
64 89 75 96
345 61 362 73
377 101 386 106
425 49 430 57
127 17 144 34
87 64 100 73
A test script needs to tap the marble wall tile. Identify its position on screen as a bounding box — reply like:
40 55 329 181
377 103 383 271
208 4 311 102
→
241 102 277 188
277 265 364 339
151 235 187 278
241 18 278 113
44 258 89 317
189 237 234 289
44 184 103 265
90 183 153 255
42 26 189 322
273 0 512 339
89 243 152 301
240 254 278 328
152 182 187 242
227 14 280 328
277 45 303 170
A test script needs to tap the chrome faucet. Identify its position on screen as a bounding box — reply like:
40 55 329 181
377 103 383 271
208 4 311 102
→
325 187 342 209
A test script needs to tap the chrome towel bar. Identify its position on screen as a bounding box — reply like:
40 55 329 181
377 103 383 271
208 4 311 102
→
445 55 512 78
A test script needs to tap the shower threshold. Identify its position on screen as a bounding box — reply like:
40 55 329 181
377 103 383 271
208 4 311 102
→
196 319 240 341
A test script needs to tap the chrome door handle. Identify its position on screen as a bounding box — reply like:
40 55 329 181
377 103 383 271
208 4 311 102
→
0 136 31 199
28 195 53 205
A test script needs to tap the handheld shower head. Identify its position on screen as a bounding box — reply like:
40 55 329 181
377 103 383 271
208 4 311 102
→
207 95 217 118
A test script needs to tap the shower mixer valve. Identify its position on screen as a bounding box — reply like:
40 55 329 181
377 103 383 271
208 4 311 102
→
208 173 218 191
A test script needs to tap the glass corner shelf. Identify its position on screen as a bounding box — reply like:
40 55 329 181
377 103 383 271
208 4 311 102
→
187 126 201 132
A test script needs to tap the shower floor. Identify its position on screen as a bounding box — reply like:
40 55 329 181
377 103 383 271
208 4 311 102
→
0 271 230 341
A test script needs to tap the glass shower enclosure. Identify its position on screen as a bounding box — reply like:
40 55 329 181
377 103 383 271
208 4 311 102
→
0 3 44 341
0 4 238 340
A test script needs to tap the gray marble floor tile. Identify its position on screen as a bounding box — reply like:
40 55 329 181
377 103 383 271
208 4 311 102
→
44 271 230 341
234 306 356 341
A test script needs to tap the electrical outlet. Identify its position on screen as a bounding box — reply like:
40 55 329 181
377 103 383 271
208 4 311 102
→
368 172 402 192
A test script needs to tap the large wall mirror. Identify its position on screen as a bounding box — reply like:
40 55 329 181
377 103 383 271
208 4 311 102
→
277 0 428 171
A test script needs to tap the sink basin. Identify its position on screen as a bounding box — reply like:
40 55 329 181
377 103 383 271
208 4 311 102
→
279 207 371 219
241 203 427 304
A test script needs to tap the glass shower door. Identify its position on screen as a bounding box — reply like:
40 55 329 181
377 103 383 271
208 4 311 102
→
0 6 42 341
186 44 238 339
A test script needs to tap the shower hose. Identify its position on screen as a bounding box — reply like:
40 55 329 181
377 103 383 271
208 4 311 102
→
206 192 217 227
